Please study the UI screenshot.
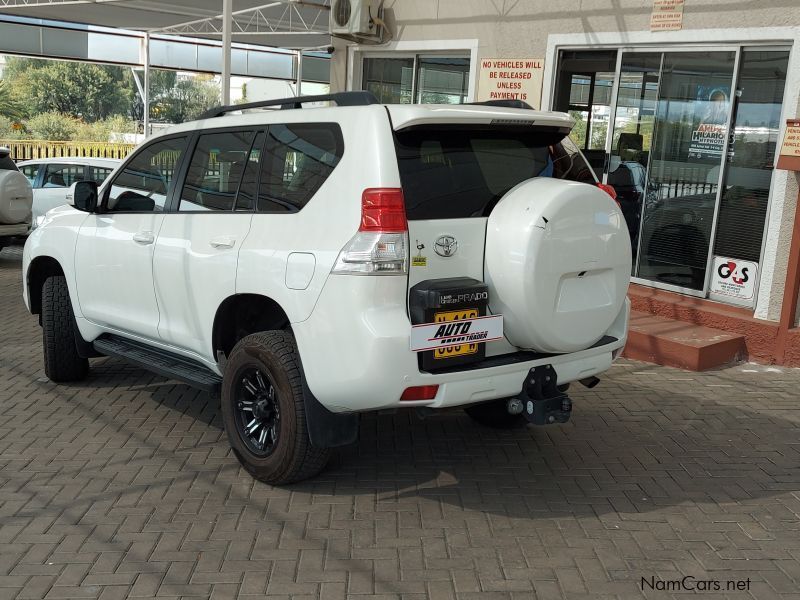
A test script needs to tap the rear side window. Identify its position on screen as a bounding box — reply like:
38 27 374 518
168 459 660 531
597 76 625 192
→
258 123 343 212
395 127 596 219
180 130 256 212
20 164 40 185
43 164 85 188
88 166 114 184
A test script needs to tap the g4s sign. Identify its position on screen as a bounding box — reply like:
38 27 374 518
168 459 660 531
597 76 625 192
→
717 260 749 285
710 256 758 301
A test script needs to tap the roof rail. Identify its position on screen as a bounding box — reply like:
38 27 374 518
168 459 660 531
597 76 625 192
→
197 91 381 120
469 99 534 110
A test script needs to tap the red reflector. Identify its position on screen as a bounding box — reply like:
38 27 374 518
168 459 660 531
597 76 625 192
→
360 188 407 232
400 385 439 401
597 182 618 201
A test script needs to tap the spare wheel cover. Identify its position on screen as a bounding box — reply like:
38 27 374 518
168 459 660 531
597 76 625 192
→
485 177 631 353
0 170 32 225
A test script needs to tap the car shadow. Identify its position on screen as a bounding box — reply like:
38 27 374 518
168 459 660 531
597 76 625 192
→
74 358 800 521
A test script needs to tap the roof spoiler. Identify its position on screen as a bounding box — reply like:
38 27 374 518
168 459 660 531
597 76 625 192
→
469 99 534 110
197 91 381 120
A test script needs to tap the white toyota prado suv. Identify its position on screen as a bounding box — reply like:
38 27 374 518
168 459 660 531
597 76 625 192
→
23 92 631 484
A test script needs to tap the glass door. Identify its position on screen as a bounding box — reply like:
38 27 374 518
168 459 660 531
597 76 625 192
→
708 49 791 306
606 53 662 269
555 45 791 304
633 51 737 293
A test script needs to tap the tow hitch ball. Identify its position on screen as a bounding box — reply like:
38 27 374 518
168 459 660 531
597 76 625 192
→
507 364 572 425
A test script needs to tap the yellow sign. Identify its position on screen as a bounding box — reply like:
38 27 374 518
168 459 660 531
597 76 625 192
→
651 0 684 31
780 121 800 158
477 58 544 109
433 309 479 359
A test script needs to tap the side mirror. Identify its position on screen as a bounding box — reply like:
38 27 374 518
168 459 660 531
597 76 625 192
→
68 181 98 213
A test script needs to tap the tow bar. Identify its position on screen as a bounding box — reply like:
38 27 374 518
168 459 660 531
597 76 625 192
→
507 364 572 425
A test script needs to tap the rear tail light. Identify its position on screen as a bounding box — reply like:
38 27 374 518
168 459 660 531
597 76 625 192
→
332 188 408 275
400 385 439 401
359 188 407 232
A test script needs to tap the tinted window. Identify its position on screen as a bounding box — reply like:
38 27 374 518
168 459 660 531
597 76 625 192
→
106 137 185 213
43 164 85 188
87 166 114 184
20 164 40 186
180 130 256 212
258 123 343 212
235 132 264 212
552 136 598 185
395 127 590 219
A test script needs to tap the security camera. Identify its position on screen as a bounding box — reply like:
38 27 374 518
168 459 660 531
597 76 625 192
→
326 46 335 55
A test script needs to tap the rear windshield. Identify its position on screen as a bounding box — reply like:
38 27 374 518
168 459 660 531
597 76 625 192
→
395 127 596 220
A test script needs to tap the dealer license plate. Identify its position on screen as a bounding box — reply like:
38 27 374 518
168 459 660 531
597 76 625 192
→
410 312 504 354
433 309 479 359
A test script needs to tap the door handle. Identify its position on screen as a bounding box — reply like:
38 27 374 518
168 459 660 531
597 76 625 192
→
132 231 155 245
209 237 236 250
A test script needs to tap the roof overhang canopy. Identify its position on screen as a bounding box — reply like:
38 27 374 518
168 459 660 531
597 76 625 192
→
0 0 332 49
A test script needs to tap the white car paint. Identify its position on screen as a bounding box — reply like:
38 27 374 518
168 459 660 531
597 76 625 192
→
18 157 120 228
23 102 629 413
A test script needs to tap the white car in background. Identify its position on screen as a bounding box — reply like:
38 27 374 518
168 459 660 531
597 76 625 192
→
18 157 120 228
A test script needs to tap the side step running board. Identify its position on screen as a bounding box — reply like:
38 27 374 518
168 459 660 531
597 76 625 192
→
93 335 222 394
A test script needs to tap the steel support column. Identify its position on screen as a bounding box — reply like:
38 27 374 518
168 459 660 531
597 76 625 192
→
143 32 150 137
221 0 232 104
296 49 303 96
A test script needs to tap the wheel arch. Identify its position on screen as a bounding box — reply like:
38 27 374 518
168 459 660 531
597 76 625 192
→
212 293 359 450
212 293 291 360
27 255 65 316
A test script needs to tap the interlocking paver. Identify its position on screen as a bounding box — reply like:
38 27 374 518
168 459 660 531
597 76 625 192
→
3 244 800 599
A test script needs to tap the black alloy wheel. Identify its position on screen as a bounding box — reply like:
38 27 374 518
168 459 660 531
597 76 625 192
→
234 367 281 457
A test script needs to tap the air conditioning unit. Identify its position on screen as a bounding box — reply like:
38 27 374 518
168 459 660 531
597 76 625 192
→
330 0 386 43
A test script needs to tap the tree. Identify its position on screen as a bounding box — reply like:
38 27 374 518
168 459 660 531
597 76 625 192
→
26 111 79 140
0 79 25 121
22 61 131 122
150 73 220 123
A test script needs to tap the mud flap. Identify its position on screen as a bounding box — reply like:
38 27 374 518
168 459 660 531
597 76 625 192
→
298 361 359 449
519 364 572 425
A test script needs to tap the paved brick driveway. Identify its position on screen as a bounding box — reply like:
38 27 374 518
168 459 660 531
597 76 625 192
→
2 246 800 600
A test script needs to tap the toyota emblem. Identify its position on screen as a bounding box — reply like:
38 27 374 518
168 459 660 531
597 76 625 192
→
434 235 458 257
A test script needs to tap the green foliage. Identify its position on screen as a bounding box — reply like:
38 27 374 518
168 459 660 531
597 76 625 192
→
25 111 80 141
24 61 130 122
0 116 25 139
151 73 220 123
2 56 222 135
0 79 25 121
74 115 137 142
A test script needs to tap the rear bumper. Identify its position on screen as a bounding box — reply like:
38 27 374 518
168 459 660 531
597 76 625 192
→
292 275 629 413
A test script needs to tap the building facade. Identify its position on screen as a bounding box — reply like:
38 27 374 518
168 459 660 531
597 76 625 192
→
330 0 800 366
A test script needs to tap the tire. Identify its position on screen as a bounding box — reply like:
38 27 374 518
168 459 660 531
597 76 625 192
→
464 398 527 429
41 275 89 382
221 331 330 485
